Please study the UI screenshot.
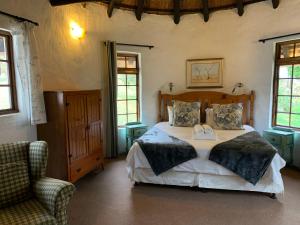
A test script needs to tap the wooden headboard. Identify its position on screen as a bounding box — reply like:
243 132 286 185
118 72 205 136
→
158 90 255 126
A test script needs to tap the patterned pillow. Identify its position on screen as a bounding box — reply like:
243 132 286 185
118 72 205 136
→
212 103 244 130
173 100 201 127
0 161 31 208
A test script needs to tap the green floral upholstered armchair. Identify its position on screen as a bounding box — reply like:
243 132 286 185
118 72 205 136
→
0 141 75 225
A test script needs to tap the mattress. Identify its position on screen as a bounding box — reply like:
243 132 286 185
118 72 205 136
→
126 122 286 193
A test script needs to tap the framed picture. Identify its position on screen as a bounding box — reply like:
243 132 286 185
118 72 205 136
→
186 58 224 88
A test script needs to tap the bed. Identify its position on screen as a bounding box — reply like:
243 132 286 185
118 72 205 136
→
126 91 286 195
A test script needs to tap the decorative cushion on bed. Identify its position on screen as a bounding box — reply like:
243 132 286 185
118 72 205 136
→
173 100 201 127
211 103 244 130
167 106 174 126
0 161 31 208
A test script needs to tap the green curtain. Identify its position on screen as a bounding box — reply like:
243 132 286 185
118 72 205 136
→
103 41 118 158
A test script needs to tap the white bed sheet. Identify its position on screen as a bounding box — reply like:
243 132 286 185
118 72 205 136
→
126 122 286 193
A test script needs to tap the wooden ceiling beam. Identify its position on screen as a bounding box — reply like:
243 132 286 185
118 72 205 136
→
49 0 90 6
202 0 209 22
135 0 144 21
107 0 116 18
272 0 280 9
173 0 181 24
236 0 244 16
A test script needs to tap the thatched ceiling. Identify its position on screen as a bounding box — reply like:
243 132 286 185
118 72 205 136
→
49 0 280 24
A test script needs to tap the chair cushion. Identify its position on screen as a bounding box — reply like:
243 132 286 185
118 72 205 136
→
0 199 57 225
0 162 31 208
0 142 30 164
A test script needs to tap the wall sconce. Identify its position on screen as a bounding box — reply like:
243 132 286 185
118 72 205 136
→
169 82 174 92
232 82 244 95
70 21 85 39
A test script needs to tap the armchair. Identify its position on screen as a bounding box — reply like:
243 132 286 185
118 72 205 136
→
0 141 75 225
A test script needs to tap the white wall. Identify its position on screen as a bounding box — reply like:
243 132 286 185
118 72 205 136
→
1 0 300 165
100 0 300 134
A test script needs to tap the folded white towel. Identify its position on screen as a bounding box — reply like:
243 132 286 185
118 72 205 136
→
202 124 213 135
192 124 216 140
194 124 204 134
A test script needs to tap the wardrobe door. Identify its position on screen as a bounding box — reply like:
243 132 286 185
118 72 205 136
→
66 95 88 163
86 93 102 155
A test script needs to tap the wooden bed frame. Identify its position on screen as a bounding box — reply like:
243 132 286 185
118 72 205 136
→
158 90 255 126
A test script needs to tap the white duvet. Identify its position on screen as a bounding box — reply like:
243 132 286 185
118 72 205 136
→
127 122 286 177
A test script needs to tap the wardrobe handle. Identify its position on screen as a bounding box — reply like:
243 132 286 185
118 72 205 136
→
76 168 82 173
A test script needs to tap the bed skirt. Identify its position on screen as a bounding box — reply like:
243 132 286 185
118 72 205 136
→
127 167 284 194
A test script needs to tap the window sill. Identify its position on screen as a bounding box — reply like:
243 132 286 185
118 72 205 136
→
0 110 20 118
272 126 300 132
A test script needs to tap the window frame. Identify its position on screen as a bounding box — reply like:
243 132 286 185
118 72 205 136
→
0 30 18 115
272 39 300 129
116 53 140 127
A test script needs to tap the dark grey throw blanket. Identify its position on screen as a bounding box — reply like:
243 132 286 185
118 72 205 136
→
209 131 277 185
135 127 197 176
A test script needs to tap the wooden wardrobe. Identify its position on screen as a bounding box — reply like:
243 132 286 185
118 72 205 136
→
37 90 104 183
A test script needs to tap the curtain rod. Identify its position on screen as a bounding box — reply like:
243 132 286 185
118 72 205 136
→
117 43 154 49
259 32 300 43
107 42 154 49
0 10 39 26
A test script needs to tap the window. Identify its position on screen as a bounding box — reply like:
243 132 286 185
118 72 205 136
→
0 30 17 115
116 53 140 126
273 40 300 129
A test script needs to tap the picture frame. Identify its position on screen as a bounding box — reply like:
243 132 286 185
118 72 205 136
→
186 58 224 88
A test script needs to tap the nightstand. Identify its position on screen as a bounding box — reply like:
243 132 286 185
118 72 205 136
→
126 122 148 152
263 129 295 165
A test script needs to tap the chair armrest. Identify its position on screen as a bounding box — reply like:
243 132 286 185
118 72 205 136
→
33 177 75 225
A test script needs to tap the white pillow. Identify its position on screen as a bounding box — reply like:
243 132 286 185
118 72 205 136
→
205 108 217 128
167 106 174 125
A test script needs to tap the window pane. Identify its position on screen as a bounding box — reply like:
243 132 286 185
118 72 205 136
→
293 79 300 96
278 79 291 95
291 114 300 128
276 113 290 126
0 87 12 110
277 96 290 112
294 65 300 78
117 56 126 68
127 74 137 85
128 100 137 113
117 86 126 100
117 115 127 126
117 101 127 114
117 74 126 85
292 97 300 113
295 43 300 57
0 36 7 60
0 62 9 85
128 114 137 123
279 65 293 78
280 44 295 58
126 57 136 68
127 86 137 99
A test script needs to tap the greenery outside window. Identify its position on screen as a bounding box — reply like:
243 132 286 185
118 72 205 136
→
116 53 140 126
273 40 300 129
0 30 18 115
